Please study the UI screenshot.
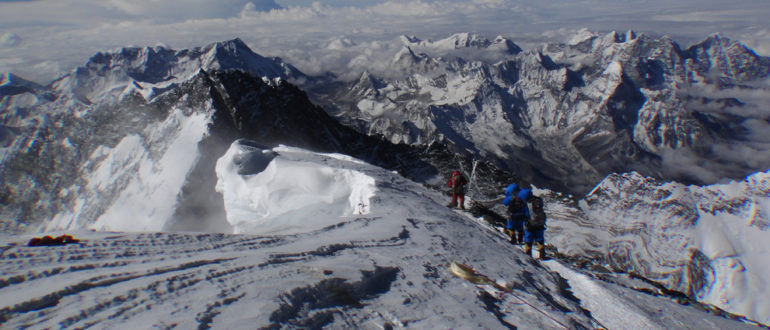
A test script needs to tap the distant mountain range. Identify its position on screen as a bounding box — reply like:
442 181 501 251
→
306 30 770 194
2 31 770 325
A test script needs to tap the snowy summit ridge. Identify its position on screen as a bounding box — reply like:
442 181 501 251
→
0 139 759 329
49 38 304 104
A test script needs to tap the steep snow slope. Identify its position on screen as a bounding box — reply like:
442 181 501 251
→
0 39 305 233
0 142 753 329
541 170 770 325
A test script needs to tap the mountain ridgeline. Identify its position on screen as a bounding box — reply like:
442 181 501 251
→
0 39 515 233
2 31 770 231
306 30 770 194
2 33 770 325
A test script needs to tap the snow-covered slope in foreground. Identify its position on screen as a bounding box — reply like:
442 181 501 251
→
0 142 752 329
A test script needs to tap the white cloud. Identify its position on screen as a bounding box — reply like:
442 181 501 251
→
102 0 281 20
0 32 21 47
652 10 758 23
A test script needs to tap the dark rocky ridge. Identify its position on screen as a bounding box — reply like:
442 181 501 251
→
1 64 518 232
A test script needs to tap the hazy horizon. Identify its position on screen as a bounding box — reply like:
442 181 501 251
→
1 0 769 83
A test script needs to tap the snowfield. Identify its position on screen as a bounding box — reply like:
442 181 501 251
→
0 142 758 329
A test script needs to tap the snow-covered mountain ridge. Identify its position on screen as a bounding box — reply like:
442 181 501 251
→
307 31 770 194
1 34 769 326
0 141 758 329
0 39 514 234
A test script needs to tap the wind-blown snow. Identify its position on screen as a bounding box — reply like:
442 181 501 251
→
543 260 662 329
215 142 377 234
45 108 211 232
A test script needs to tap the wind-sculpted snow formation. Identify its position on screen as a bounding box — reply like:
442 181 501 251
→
215 142 377 234
0 144 594 328
309 30 770 194
542 170 770 325
0 142 755 329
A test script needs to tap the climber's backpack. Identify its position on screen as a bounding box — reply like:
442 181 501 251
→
527 197 546 230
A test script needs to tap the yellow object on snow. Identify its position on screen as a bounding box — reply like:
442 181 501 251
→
448 261 511 292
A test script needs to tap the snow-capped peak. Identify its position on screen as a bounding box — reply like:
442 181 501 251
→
399 34 422 45
391 45 419 64
45 38 305 105
440 32 489 49
401 32 521 54
683 33 769 82
493 35 523 54
568 28 600 46
203 38 253 57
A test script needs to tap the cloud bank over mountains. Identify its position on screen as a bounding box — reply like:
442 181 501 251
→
1 0 768 83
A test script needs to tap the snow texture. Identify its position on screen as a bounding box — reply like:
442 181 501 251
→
2 35 769 328
0 143 760 329
544 170 770 325
215 141 377 234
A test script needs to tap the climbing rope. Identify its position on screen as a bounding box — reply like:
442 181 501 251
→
449 261 571 329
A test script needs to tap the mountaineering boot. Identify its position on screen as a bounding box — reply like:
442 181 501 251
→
507 230 516 244
536 242 546 260
524 243 532 257
517 231 524 245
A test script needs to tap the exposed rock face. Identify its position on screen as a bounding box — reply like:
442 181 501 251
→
307 31 770 194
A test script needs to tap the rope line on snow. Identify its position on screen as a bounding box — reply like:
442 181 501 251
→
448 261 570 329
450 210 611 330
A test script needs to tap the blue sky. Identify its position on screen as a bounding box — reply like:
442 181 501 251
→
1 0 769 82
